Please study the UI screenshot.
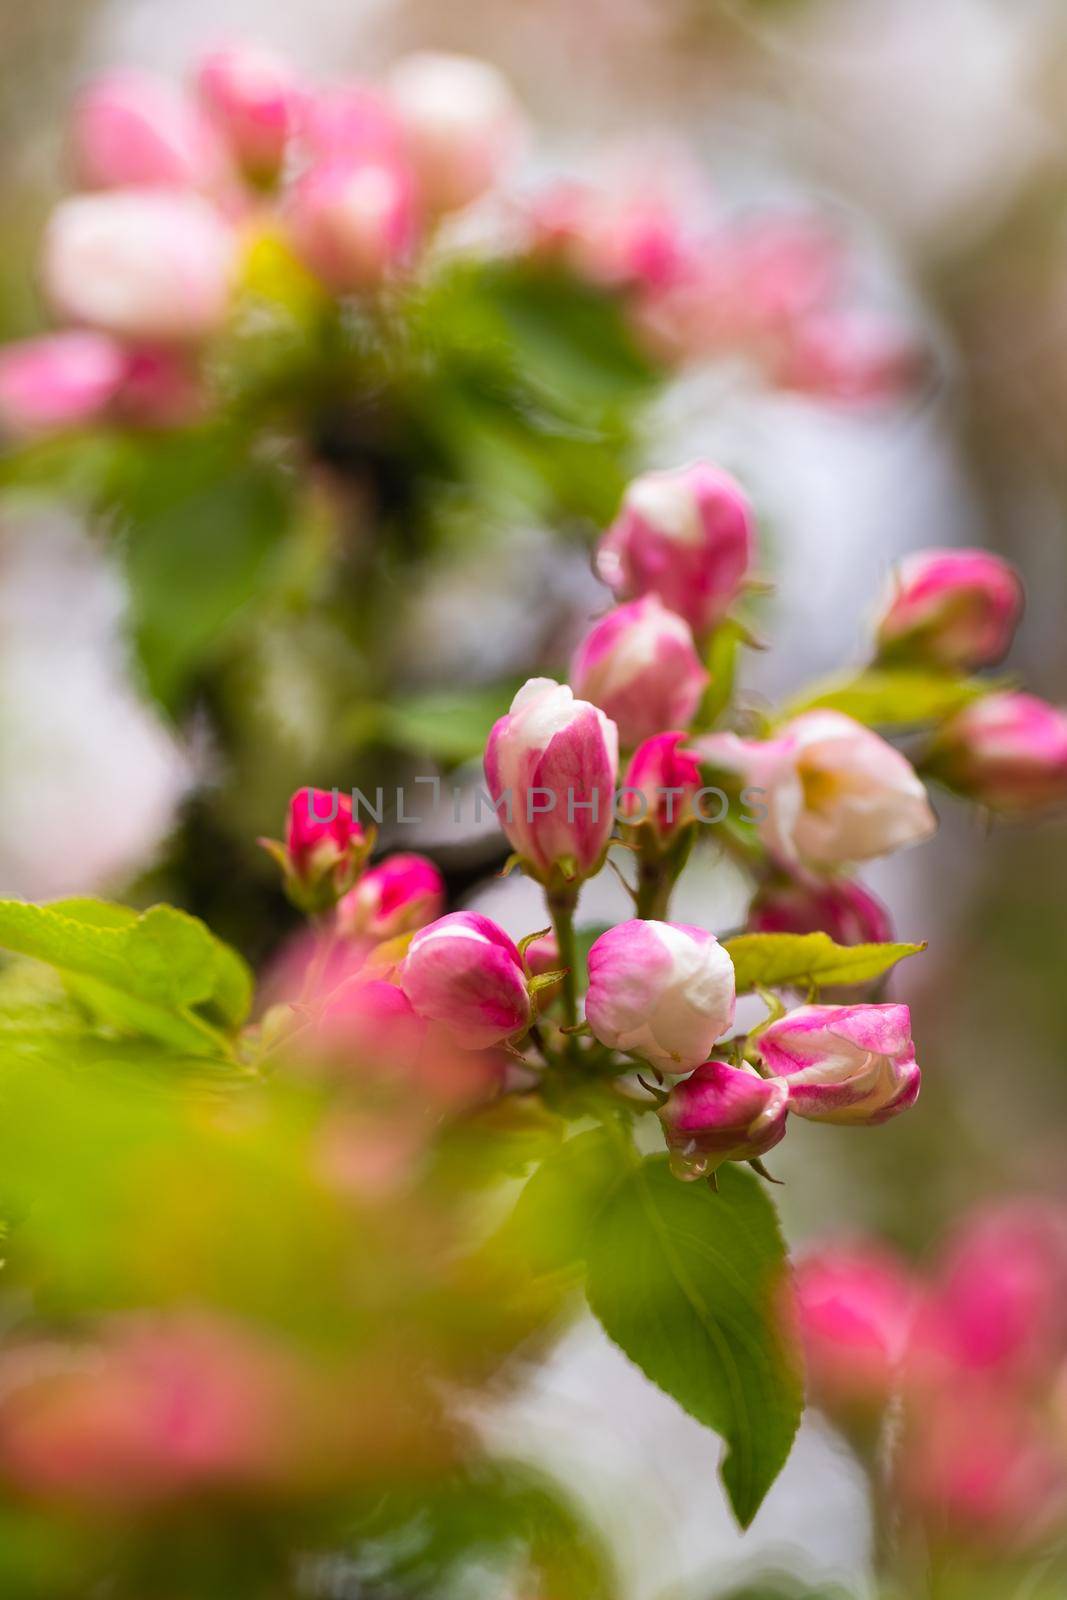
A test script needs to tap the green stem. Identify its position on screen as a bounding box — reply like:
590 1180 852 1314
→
547 882 580 1039
635 853 672 920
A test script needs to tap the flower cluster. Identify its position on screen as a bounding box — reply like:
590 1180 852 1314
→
0 42 929 446
259 456 1067 1193
795 1201 1067 1556
0 45 524 438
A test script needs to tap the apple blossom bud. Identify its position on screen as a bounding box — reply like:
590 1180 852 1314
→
793 1245 917 1418
287 159 417 294
698 711 936 870
42 190 237 344
900 1387 1067 1553
928 692 1067 814
910 1202 1067 1390
621 731 702 847
115 345 204 428
756 1002 920 1125
585 919 736 1074
595 463 755 639
196 44 303 184
776 308 925 406
659 1059 788 1179
336 853 444 941
571 596 708 751
0 332 125 438
266 788 369 911
386 52 524 215
747 875 893 945
399 911 532 1049
874 548 1023 670
70 70 225 192
484 678 618 884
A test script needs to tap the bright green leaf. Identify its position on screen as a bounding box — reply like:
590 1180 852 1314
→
779 667 996 729
586 1159 802 1528
723 931 925 993
502 1128 623 1277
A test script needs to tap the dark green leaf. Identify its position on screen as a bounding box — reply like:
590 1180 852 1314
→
586 1158 802 1528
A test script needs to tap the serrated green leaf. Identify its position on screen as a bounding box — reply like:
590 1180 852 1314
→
779 667 995 729
586 1158 802 1528
0 899 253 1044
723 931 925 993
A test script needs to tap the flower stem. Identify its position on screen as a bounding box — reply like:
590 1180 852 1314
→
635 855 672 920
547 883 581 1039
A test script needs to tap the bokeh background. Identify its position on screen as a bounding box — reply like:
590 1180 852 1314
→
3 1 1067 1593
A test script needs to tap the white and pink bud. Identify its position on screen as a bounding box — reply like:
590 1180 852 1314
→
584 919 736 1074
70 70 226 193
196 44 304 185
0 332 125 438
42 190 237 344
659 1060 788 1178
336 853 444 942
793 1245 918 1417
699 710 936 871
398 911 532 1050
484 678 618 884
571 596 708 751
386 52 524 215
929 692 1067 814
287 159 418 294
756 1002 920 1125
595 463 755 640
874 548 1023 670
621 730 702 847
747 875 893 946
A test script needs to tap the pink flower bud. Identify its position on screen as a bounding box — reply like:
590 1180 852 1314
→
910 1202 1067 1391
621 731 702 846
570 596 708 751
0 332 125 438
196 44 304 183
336 853 444 941
595 463 755 640
747 875 893 945
42 190 237 344
756 1002 920 1125
386 52 524 215
282 788 367 906
659 1059 788 1178
875 548 1023 670
793 1244 918 1417
585 919 736 1074
0 1314 324 1506
900 1387 1067 1553
776 308 925 406
399 911 532 1049
484 678 618 883
930 692 1067 814
525 180 689 293
70 70 226 192
287 159 418 294
298 85 404 168
699 710 936 870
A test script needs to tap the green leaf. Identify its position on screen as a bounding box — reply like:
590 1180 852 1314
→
501 1128 623 1277
380 682 520 764
723 931 925 993
779 666 995 729
115 433 293 706
0 899 253 1051
586 1158 801 1528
